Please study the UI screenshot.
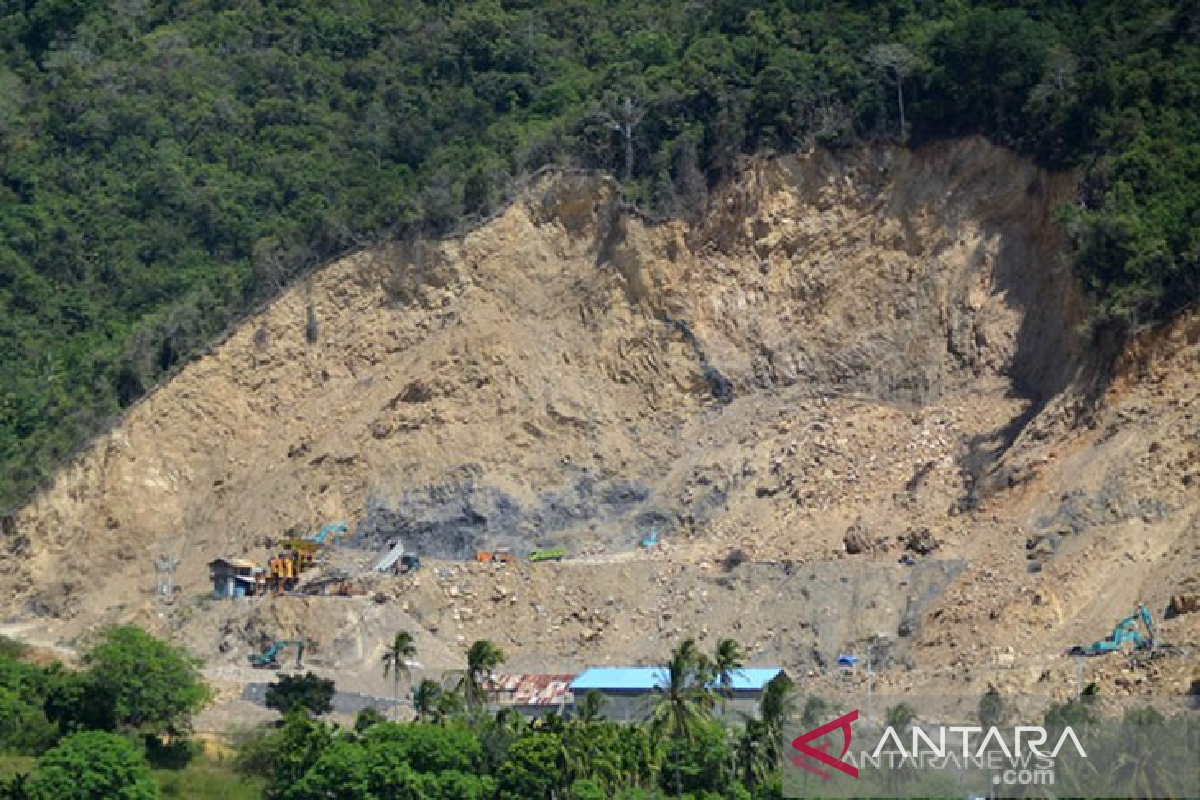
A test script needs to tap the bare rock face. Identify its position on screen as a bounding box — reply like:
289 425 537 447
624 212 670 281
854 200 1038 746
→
6 137 1200 704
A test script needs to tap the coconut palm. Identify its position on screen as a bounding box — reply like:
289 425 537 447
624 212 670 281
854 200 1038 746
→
381 631 417 721
760 673 798 767
647 638 716 798
712 638 744 716
575 689 607 724
736 718 774 789
883 703 920 799
1105 707 1181 799
459 639 505 711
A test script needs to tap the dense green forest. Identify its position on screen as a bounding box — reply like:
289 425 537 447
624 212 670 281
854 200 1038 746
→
1 0 1197 512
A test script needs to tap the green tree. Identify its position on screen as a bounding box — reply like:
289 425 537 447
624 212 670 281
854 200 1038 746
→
574 690 606 724
0 687 56 754
360 720 484 775
978 685 1004 728
435 689 465 724
80 626 209 735
883 703 919 799
247 708 336 799
868 43 920 139
0 636 27 661
412 679 444 724
283 739 372 800
458 640 505 712
647 638 715 799
353 707 385 733
659 718 730 797
1104 706 1181 799
756 672 797 776
497 732 563 800
711 638 744 715
264 672 335 717
28 731 157 800
381 631 417 721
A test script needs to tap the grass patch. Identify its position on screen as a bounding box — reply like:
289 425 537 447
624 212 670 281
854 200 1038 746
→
154 758 265 799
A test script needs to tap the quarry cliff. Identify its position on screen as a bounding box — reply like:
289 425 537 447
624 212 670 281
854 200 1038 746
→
3 138 1197 719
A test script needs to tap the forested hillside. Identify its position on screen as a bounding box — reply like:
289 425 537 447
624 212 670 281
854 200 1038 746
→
0 0 1196 513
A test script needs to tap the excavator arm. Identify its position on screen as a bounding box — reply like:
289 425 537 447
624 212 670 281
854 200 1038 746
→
250 639 307 669
1138 604 1157 649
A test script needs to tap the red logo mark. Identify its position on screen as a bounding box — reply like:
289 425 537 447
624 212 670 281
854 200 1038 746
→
791 710 859 779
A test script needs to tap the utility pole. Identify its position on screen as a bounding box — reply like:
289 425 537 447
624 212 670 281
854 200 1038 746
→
155 552 180 603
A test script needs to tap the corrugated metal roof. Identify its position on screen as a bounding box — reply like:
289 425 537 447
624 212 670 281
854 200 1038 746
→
570 667 785 692
486 674 576 706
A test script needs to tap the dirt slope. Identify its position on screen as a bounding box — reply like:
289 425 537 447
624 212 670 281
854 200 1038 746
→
3 137 1197 720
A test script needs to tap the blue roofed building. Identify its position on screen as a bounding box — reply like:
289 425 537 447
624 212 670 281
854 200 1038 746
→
569 666 789 722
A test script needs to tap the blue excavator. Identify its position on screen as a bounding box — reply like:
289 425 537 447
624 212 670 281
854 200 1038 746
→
1069 603 1157 657
250 640 307 670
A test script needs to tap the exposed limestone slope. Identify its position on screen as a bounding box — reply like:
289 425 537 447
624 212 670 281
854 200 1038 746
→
4 137 1195 706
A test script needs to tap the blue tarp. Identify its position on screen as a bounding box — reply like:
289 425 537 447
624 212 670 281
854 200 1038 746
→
837 656 858 667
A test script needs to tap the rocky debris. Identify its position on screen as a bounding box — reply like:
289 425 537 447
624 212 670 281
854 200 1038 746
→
1169 594 1200 617
843 521 873 554
901 527 939 556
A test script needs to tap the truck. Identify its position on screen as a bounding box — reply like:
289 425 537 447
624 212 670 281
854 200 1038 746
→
528 547 566 563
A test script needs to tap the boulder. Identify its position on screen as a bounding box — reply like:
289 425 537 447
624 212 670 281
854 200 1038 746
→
843 520 872 554
1169 593 1200 617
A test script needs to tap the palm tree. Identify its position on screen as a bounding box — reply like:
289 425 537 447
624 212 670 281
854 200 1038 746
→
411 678 443 723
459 639 505 711
381 631 417 721
647 638 716 798
712 638 744 716
1106 706 1181 799
575 689 607 724
883 703 919 799
736 718 773 789
759 673 797 767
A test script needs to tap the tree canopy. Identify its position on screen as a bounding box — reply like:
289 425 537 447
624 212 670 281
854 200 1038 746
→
26 731 158 800
80 625 210 734
264 671 335 718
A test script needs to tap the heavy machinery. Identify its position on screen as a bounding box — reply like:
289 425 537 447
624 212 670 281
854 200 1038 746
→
528 547 566 562
640 528 659 549
1069 603 1157 657
249 640 306 669
476 548 515 564
374 539 420 574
